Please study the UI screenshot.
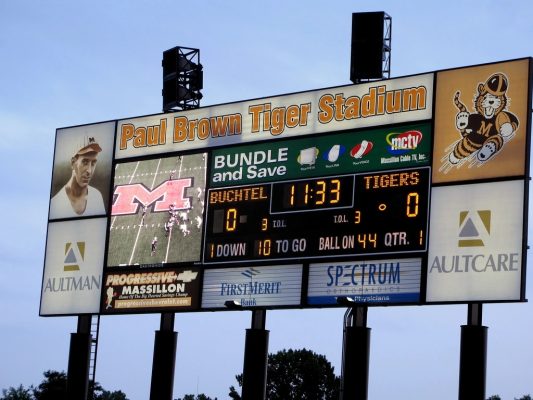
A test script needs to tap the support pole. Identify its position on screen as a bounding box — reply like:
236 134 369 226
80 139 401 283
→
340 305 370 400
241 309 269 400
458 303 487 400
66 315 92 400
149 313 177 400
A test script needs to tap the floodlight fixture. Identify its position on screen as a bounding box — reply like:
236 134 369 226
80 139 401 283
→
162 46 203 112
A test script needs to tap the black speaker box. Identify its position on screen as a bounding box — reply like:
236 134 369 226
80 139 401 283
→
350 12 385 81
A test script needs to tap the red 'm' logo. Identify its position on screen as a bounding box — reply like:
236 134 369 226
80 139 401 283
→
112 179 193 215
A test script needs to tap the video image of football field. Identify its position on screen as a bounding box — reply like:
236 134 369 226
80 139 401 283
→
107 153 207 267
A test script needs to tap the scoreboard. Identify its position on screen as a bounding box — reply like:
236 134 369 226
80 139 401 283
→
204 167 430 263
41 58 531 316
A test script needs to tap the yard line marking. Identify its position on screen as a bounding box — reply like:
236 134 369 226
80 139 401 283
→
128 162 140 183
203 152 207 182
128 221 144 265
162 157 183 264
150 158 162 189
165 227 172 263
127 159 162 264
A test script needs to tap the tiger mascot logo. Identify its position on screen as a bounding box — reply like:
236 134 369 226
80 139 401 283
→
440 72 519 173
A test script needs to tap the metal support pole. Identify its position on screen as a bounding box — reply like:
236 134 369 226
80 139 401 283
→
66 315 92 400
241 309 269 400
149 313 177 400
341 306 370 400
458 303 487 400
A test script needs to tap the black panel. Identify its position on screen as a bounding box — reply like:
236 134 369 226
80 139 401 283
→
350 12 385 81
203 168 430 263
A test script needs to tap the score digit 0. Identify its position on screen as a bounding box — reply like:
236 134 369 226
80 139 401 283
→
225 208 238 232
406 192 419 217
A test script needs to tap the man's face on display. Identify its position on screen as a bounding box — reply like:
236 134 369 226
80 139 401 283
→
71 152 98 188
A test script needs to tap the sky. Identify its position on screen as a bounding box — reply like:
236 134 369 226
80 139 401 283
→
1 1 533 399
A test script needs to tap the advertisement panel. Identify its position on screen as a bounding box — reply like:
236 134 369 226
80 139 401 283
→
115 74 433 159
426 180 524 302
210 122 431 187
40 218 107 315
307 258 422 305
201 264 302 308
433 59 530 183
101 267 201 313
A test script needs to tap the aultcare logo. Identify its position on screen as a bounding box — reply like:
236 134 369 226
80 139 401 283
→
64 242 85 271
426 180 523 302
429 208 519 274
458 210 491 247
386 130 422 155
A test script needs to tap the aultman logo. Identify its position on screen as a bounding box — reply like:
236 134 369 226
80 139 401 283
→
112 178 192 215
64 242 85 271
458 210 491 247
44 240 101 294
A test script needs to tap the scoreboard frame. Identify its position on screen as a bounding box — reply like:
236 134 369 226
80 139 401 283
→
40 57 532 316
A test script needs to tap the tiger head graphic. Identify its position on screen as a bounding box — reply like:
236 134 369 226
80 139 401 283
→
440 72 519 173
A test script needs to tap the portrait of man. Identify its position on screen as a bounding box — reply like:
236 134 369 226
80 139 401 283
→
50 137 105 217
49 121 114 220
